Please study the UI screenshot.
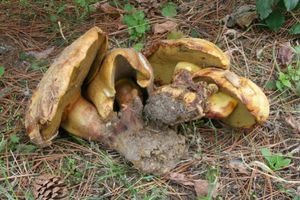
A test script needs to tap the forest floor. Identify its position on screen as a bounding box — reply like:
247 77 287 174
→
0 0 300 199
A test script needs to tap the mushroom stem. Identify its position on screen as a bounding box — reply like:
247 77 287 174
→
115 79 143 109
61 96 112 141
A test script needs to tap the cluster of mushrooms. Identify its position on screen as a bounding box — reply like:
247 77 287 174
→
25 27 269 175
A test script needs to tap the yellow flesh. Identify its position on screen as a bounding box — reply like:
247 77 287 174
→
222 99 256 128
206 92 238 118
61 96 105 141
148 38 230 84
174 62 202 74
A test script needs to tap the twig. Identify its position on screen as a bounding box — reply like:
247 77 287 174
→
58 21 68 43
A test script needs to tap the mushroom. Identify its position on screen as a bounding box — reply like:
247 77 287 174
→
143 38 230 125
25 27 108 146
87 48 153 120
144 38 230 85
25 28 186 175
193 68 270 128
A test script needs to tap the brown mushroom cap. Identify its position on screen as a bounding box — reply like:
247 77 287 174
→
25 27 108 146
193 68 270 128
87 48 153 120
145 38 230 85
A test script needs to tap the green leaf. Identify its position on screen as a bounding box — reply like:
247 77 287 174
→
123 15 136 27
256 0 278 19
134 11 145 20
284 0 299 11
124 4 134 12
261 147 292 170
0 66 4 78
261 148 272 161
10 134 20 144
289 23 300 34
135 24 147 33
133 43 144 52
162 2 177 17
276 80 284 90
49 15 57 22
281 79 292 88
265 10 285 31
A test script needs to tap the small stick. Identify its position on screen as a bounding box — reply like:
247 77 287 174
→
58 21 68 43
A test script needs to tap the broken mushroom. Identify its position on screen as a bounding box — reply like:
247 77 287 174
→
87 48 153 120
25 28 186 174
25 27 108 146
193 68 270 128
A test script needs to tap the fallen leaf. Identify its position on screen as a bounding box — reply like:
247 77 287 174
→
92 2 124 14
27 47 55 60
153 21 177 34
168 172 194 186
194 179 210 197
277 42 294 65
285 115 300 134
228 159 249 175
224 5 257 28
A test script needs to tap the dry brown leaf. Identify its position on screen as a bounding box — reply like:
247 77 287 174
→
153 21 177 34
285 115 300 134
278 42 294 65
194 179 210 197
92 2 124 14
228 159 249 175
168 172 194 186
224 5 257 28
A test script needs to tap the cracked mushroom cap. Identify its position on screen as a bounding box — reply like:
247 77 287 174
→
193 68 270 128
87 48 153 120
144 38 230 85
25 27 108 146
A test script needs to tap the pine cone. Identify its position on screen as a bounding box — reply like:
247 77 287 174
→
33 174 68 200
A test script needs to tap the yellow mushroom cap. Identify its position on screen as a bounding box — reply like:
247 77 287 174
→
144 38 230 84
193 68 270 128
87 48 153 120
25 27 108 146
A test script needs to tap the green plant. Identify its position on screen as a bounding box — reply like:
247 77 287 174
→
161 2 177 17
261 147 291 171
256 0 300 33
132 42 144 52
0 66 4 78
275 46 300 95
123 4 150 41
73 0 95 19
199 166 220 200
